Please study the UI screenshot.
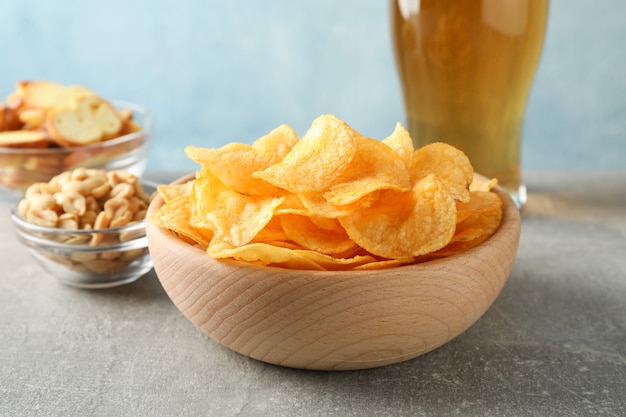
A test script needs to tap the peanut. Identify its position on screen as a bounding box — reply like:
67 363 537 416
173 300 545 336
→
17 168 154 277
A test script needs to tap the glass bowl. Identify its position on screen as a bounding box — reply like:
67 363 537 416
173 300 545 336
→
10 180 156 289
0 100 153 204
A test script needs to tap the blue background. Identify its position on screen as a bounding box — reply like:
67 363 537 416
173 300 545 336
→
1 0 624 174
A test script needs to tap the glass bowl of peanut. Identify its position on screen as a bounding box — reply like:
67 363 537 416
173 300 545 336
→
0 80 153 204
10 168 156 289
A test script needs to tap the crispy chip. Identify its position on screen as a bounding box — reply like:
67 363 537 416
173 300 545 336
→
322 137 411 206
148 194 213 248
298 190 379 218
156 181 193 204
251 124 299 164
253 114 359 193
410 142 473 202
338 174 456 259
470 175 498 192
279 214 356 255
290 250 377 271
207 190 285 247
352 258 413 270
184 125 297 197
208 241 326 270
456 191 502 223
251 216 290 243
189 169 227 230
382 122 414 169
435 191 503 256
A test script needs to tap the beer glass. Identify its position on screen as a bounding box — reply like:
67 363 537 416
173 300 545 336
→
390 0 549 207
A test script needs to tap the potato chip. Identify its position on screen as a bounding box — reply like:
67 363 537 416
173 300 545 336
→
290 250 377 271
435 191 503 256
338 174 456 259
410 142 473 202
274 193 310 216
279 214 356 255
322 136 411 206
382 122 414 169
470 175 498 192
298 190 379 218
207 190 285 247
183 124 297 198
208 241 326 270
251 216 290 243
253 114 359 193
184 146 279 198
189 169 228 230
148 194 213 248
251 124 299 164
456 190 502 223
157 181 193 204
352 258 413 270
309 216 344 234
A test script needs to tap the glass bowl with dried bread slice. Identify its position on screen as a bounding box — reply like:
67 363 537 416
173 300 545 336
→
0 80 153 203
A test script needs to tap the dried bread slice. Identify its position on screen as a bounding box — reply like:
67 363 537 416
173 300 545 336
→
0 130 49 148
7 80 98 111
47 96 123 146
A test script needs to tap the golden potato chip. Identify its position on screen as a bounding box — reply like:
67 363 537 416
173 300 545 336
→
381 122 414 169
253 114 359 193
279 214 356 255
157 181 193 204
435 191 503 256
456 191 502 223
251 216 290 243
207 190 285 247
189 169 228 230
183 125 297 197
274 193 310 216
470 175 498 192
298 190 379 218
208 241 326 270
251 124 299 164
322 137 411 206
290 250 377 271
352 258 413 270
148 194 213 248
185 144 280 197
410 142 473 202
338 174 456 259
309 216 344 234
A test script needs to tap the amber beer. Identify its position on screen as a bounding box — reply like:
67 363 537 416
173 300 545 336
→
391 0 548 205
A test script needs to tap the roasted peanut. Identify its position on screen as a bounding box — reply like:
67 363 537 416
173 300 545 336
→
17 167 153 276
58 213 79 230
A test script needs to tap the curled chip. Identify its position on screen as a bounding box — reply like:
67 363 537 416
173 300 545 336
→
185 124 297 197
338 174 457 259
279 214 356 255
382 122 414 169
150 115 504 270
322 136 411 206
253 114 359 193
410 142 473 202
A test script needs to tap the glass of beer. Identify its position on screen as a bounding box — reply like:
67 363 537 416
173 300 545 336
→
390 0 549 207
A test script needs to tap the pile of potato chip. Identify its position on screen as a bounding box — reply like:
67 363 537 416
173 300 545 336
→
150 114 503 271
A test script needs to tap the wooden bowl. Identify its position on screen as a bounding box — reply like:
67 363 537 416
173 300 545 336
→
146 175 521 371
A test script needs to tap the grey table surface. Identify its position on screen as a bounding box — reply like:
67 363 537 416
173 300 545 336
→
1 171 625 417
